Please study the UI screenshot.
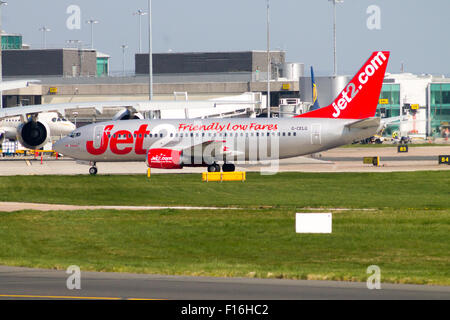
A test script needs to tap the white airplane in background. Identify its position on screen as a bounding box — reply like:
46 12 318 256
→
0 112 76 148
0 79 76 148
54 51 390 175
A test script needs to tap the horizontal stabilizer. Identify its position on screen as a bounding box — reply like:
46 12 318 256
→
345 117 380 129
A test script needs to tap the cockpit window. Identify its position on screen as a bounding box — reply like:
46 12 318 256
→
69 131 81 138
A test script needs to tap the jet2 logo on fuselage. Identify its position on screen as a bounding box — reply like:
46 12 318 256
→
86 124 149 155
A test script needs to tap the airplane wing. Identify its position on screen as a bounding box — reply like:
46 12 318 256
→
182 140 243 158
151 139 243 160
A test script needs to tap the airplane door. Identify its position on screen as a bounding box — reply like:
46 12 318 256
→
93 125 105 149
311 124 321 145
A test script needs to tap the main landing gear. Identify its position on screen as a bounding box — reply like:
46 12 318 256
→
207 163 236 172
222 163 235 172
207 163 221 172
89 162 98 175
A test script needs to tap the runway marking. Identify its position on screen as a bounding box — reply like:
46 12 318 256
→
0 294 120 300
0 294 165 300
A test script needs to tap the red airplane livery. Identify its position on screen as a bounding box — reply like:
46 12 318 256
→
54 51 390 175
86 124 150 155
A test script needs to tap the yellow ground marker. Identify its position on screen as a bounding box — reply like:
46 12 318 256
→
0 294 166 300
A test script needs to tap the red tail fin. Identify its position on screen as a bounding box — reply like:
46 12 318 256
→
296 51 390 119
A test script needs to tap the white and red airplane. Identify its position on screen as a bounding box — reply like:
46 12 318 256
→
54 51 390 175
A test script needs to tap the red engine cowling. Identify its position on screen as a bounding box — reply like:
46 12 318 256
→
147 148 183 169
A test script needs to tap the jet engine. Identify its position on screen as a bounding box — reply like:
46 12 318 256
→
146 148 184 169
112 108 144 120
16 120 51 150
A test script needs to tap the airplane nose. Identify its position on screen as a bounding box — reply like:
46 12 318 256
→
53 138 65 154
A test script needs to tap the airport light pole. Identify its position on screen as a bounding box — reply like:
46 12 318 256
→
266 0 270 118
86 19 99 50
148 0 153 101
0 1 7 109
38 26 51 49
121 44 128 76
329 0 343 77
133 9 147 54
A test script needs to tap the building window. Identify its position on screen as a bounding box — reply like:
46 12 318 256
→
430 83 450 137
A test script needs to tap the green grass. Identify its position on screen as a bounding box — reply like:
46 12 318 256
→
0 208 448 285
0 172 449 285
0 171 449 209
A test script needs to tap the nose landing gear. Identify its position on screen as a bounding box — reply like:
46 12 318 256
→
89 162 98 175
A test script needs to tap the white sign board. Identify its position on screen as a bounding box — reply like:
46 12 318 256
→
296 213 332 234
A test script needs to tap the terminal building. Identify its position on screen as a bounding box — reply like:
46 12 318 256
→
1 46 302 122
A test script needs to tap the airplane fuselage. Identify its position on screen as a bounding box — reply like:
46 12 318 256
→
55 117 378 163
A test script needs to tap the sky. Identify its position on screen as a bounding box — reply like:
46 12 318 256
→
2 0 450 76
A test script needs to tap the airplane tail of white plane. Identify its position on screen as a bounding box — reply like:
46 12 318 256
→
296 51 390 120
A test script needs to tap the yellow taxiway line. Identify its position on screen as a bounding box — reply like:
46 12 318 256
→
0 294 164 300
